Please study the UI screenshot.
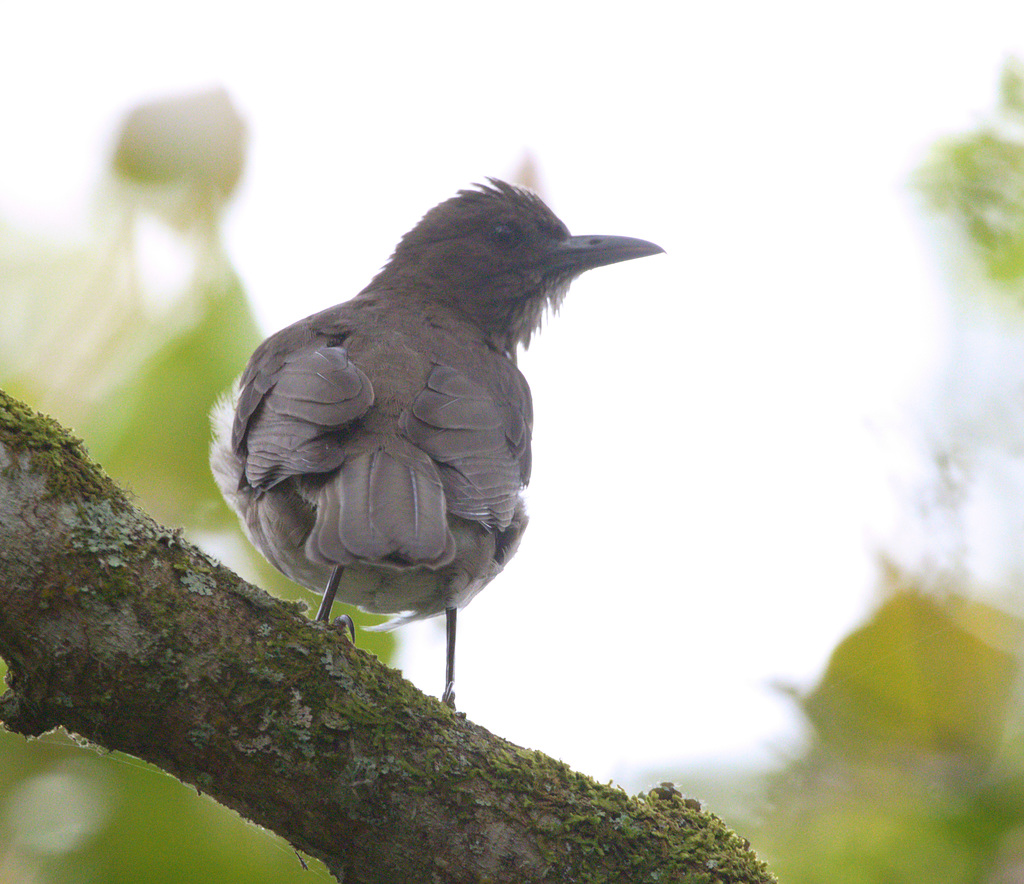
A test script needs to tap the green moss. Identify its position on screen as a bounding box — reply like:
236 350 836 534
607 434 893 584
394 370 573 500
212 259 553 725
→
0 389 115 502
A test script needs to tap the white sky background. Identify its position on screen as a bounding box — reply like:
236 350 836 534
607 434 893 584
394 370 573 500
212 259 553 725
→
3 1 1024 789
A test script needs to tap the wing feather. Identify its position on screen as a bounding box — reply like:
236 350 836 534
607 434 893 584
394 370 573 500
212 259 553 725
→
400 363 532 528
235 344 374 490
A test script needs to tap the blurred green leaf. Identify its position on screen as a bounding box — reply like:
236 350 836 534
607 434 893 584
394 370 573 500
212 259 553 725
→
803 589 1018 759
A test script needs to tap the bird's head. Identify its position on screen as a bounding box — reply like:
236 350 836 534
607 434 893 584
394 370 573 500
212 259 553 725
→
370 179 663 354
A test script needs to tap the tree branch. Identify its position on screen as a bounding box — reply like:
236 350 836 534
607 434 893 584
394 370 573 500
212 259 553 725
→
0 389 774 883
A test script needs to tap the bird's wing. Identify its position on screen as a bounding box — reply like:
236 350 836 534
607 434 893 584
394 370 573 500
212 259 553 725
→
233 343 374 490
400 362 533 529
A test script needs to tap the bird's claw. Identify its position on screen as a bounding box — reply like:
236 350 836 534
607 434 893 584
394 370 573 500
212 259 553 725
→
333 613 356 643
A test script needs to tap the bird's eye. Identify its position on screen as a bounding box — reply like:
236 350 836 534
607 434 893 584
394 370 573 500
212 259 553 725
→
489 221 521 249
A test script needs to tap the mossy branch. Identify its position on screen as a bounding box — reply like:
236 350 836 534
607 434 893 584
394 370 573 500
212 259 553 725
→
0 388 774 884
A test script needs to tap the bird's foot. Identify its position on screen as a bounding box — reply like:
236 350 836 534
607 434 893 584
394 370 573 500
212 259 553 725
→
441 681 456 709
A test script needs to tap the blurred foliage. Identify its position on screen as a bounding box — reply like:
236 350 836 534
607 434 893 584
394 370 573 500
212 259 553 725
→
638 57 1024 884
917 59 1024 286
0 87 392 882
0 732 334 883
760 569 1024 884
742 58 1024 883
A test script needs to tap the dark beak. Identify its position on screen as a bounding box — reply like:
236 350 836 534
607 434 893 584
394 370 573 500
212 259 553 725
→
546 234 665 274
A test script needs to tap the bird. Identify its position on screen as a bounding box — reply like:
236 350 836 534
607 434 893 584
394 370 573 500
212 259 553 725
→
211 179 663 706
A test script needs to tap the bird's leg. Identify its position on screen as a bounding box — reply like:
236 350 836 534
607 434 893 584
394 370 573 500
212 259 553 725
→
441 606 457 708
316 565 355 642
316 565 343 621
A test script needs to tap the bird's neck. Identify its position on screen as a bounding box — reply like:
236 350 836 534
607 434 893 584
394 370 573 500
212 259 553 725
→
351 286 523 362
470 296 546 357
359 275 549 360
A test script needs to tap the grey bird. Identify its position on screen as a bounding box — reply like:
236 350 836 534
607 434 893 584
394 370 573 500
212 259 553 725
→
211 179 663 706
